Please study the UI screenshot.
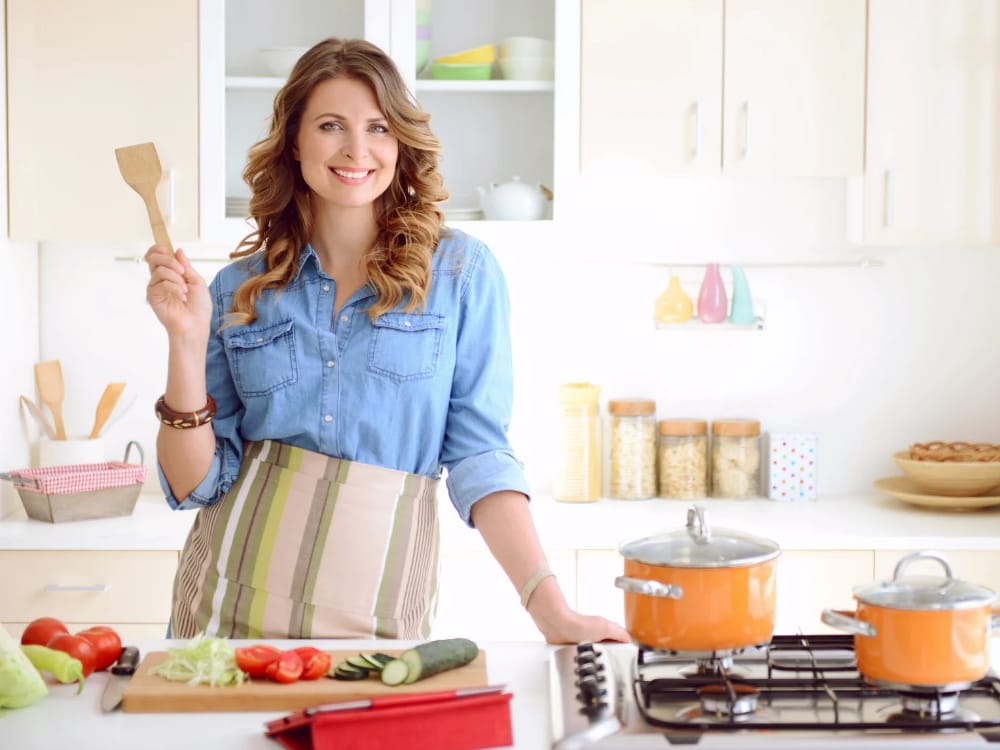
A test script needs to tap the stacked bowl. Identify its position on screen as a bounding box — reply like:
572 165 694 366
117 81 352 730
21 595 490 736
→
874 441 1000 510
498 36 554 81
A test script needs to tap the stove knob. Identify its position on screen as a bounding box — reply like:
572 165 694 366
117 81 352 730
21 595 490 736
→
575 675 608 716
575 664 597 680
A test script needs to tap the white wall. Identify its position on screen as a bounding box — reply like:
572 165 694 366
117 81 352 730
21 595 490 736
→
29 177 1000 504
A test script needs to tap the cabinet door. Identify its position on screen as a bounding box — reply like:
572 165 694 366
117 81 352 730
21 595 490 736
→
576 549 625 625
856 0 1000 245
7 0 199 243
723 0 865 176
580 0 723 175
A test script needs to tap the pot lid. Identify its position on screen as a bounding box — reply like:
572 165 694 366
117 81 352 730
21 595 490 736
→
618 506 780 568
854 551 996 610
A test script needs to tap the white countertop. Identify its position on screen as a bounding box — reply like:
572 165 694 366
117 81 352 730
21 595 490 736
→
2 491 997 553
0 639 552 750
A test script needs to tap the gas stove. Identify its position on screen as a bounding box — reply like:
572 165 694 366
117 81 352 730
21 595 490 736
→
550 635 1000 748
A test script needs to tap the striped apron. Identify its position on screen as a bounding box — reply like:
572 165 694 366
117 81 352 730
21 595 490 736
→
170 440 440 640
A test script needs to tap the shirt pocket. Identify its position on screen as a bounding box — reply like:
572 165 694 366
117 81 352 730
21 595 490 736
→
223 319 298 397
368 312 446 382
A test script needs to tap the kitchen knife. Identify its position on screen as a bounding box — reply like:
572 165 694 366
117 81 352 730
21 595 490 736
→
100 646 140 712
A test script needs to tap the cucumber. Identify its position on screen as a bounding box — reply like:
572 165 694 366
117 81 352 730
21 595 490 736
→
359 653 386 671
345 655 374 672
331 661 369 680
398 638 479 685
379 659 410 686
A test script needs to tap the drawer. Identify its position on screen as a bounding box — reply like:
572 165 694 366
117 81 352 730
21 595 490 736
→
4 622 169 643
0 550 177 624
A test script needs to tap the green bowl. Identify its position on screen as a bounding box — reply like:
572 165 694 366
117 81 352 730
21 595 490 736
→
429 62 492 80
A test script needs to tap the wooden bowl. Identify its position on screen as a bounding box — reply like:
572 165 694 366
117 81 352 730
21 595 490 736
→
892 451 1000 497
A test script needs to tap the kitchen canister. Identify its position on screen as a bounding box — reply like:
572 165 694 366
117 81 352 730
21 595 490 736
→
607 399 657 500
766 432 818 500
554 383 602 502
657 419 708 499
710 418 761 498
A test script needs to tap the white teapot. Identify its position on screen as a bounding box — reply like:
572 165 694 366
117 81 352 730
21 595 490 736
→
477 176 549 221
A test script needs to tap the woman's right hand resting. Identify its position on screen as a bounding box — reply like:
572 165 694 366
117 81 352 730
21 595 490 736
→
144 246 212 342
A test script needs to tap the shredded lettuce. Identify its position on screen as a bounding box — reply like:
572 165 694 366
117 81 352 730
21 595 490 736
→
0 624 48 709
151 634 246 688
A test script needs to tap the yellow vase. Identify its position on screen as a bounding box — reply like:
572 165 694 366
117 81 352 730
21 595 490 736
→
654 276 694 324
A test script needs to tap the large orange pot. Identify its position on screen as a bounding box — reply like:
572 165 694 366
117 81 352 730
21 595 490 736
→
615 506 780 653
822 551 1000 689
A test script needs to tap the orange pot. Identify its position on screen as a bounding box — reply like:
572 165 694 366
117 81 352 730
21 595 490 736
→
616 506 780 653
822 551 999 689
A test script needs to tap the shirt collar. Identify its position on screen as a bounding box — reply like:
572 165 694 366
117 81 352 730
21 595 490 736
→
296 243 376 302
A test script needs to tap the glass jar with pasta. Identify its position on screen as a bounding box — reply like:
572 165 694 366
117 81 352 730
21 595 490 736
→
555 383 602 502
710 418 762 498
657 418 708 499
607 399 657 499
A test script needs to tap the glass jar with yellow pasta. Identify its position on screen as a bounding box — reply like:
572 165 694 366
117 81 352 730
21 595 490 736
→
710 419 761 498
555 383 602 502
657 419 708 499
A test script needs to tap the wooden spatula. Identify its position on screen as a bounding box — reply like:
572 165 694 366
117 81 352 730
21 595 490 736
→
34 360 67 440
114 142 174 257
88 382 127 439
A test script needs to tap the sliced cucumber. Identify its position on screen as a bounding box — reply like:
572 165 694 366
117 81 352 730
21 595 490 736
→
331 665 369 681
398 638 479 684
345 655 374 672
359 653 386 671
372 653 395 666
379 659 410 686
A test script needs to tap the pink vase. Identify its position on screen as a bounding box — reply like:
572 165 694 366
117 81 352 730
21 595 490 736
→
697 263 728 323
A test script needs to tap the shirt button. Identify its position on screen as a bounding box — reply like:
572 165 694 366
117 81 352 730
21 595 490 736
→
322 284 330 292
323 415 333 423
403 320 411 327
340 315 349 322
256 337 264 343
326 360 335 368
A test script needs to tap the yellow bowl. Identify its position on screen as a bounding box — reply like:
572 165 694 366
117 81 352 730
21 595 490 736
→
429 62 492 81
433 44 496 65
891 451 1000 497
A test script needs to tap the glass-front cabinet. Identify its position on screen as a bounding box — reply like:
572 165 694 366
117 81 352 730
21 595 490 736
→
200 0 574 247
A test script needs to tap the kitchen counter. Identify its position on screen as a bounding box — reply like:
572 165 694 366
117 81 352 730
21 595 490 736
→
2 491 997 553
0 639 553 750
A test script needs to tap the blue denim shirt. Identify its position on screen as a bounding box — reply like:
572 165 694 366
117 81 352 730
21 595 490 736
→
158 229 530 525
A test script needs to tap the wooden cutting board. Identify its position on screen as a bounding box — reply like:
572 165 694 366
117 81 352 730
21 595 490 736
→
122 649 489 713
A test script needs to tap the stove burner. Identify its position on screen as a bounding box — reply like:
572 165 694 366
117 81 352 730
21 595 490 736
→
899 691 961 717
697 682 759 716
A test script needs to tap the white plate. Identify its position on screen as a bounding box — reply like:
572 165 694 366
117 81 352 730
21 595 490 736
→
873 476 1000 511
444 207 484 221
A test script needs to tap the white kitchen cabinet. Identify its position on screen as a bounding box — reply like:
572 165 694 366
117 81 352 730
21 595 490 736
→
432 547 576 641
6 0 199 243
200 0 572 246
580 0 865 177
0 550 177 643
848 0 1000 246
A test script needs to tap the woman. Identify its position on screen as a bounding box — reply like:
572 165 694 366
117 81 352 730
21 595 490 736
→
145 38 628 644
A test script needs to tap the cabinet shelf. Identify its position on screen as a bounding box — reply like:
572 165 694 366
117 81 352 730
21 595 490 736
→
415 79 554 93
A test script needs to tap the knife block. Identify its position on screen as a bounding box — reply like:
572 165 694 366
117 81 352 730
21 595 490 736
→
266 691 513 750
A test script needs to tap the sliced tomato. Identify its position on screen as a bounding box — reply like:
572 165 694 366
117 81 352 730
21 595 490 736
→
264 650 303 684
46 633 99 677
293 647 332 681
21 617 69 648
76 626 122 672
234 644 282 679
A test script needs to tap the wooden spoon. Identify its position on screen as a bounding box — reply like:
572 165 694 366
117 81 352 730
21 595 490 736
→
88 382 127 439
34 360 67 440
114 142 174 257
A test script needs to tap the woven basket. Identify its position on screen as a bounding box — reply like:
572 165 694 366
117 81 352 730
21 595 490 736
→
1 441 146 523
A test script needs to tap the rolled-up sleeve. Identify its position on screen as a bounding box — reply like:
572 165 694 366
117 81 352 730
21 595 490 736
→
440 242 531 525
158 272 246 510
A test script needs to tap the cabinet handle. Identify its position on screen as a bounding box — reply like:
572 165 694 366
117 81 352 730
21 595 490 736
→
741 101 751 158
690 100 701 159
883 169 894 227
44 583 111 593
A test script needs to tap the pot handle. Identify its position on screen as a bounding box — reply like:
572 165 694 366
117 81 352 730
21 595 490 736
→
615 575 684 599
686 505 711 544
892 551 954 582
821 608 877 637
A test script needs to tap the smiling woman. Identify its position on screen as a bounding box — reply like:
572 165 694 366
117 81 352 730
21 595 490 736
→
142 38 628 647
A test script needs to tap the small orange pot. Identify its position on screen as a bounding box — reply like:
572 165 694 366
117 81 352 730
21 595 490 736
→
616 506 780 653
822 551 999 689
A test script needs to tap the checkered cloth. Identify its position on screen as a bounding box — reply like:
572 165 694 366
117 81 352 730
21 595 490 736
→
8 461 146 495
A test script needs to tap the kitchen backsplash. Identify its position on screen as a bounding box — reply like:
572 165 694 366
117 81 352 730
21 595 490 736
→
5 179 1000 509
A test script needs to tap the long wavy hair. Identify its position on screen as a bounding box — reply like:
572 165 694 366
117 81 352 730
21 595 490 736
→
228 38 448 325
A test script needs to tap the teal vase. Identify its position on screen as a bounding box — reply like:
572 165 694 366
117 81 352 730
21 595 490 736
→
728 265 755 325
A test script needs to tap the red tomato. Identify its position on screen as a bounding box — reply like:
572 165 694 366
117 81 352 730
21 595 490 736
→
234 645 282 679
20 617 69 648
293 647 332 681
76 626 123 672
47 633 98 677
264 650 303 684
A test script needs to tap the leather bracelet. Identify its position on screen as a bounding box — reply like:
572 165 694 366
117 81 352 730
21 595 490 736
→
155 394 217 429
519 566 555 608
